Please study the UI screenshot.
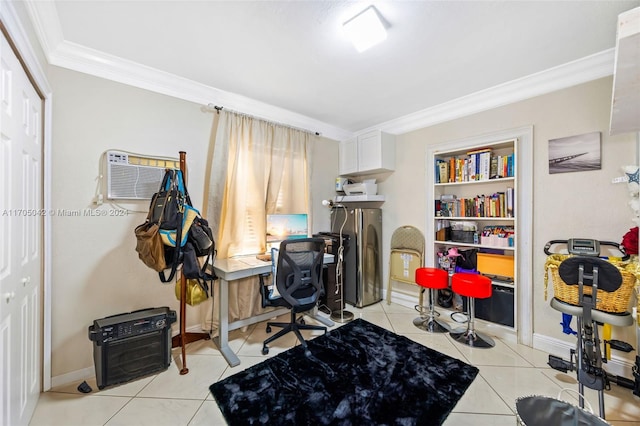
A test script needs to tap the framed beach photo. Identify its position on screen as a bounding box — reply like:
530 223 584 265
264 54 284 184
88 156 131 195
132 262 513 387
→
548 132 601 174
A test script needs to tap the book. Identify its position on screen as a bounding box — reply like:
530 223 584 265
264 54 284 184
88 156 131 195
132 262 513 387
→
437 161 449 183
449 157 455 182
506 187 514 217
466 147 492 155
490 156 498 179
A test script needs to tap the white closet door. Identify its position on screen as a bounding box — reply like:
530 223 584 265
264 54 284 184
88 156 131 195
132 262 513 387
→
1 31 43 426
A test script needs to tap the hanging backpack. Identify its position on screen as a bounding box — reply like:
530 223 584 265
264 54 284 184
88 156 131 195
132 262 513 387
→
135 168 216 285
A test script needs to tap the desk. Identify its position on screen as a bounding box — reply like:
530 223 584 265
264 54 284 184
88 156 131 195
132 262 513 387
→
212 254 335 367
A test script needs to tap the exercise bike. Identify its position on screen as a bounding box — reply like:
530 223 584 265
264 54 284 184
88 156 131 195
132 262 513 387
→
544 238 639 419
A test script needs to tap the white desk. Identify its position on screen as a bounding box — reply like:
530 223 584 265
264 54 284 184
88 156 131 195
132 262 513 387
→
212 254 334 367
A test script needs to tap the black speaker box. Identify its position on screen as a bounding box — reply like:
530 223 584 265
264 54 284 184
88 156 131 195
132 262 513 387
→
88 307 176 389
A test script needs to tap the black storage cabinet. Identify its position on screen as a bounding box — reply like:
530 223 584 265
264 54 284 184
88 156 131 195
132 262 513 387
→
463 284 514 327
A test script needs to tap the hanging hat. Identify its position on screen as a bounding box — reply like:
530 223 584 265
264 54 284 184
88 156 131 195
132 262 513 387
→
447 247 462 258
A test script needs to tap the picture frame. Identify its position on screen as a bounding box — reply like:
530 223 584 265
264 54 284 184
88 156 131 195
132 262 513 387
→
548 131 601 174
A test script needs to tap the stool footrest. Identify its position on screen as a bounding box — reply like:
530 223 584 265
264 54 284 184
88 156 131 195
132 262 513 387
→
414 304 441 318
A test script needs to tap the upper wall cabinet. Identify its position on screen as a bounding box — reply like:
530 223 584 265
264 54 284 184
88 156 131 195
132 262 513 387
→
610 7 640 135
339 130 395 176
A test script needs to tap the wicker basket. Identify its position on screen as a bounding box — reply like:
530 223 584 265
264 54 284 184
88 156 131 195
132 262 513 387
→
544 254 637 314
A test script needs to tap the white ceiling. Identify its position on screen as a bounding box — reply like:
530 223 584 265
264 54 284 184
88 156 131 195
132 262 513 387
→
20 0 640 139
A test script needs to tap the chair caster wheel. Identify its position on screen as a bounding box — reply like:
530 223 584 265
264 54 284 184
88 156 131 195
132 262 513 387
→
262 346 269 355
266 325 272 333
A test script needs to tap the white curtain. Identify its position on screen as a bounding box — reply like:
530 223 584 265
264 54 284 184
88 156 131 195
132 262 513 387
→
201 109 315 331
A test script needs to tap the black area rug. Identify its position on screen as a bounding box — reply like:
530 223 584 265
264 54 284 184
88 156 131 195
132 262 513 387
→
210 318 478 426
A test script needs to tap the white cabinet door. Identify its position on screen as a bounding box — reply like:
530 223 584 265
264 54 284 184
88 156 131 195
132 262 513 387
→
339 138 358 175
1 32 43 426
339 131 395 176
356 131 382 172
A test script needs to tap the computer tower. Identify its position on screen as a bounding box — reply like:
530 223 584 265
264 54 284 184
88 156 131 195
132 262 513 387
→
88 307 176 389
314 232 349 312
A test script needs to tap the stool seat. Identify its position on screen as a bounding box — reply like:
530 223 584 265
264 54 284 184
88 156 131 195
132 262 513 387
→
415 267 449 290
452 273 492 298
450 273 495 348
413 267 450 333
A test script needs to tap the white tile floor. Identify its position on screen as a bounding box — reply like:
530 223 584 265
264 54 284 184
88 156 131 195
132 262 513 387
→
30 302 640 426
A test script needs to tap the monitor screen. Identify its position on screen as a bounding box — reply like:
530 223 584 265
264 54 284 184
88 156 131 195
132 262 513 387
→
266 214 308 243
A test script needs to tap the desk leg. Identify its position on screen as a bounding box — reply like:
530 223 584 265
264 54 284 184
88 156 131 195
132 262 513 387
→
213 277 240 367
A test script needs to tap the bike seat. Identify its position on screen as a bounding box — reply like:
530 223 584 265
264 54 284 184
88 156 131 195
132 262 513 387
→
550 297 633 327
558 257 622 292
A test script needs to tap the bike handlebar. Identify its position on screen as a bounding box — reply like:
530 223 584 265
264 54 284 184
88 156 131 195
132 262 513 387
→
544 239 629 260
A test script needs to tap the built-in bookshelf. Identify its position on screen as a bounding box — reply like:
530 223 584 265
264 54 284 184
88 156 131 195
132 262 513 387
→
428 137 520 332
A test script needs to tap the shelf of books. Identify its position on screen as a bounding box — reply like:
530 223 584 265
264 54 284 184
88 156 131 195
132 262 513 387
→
436 189 515 218
435 146 515 184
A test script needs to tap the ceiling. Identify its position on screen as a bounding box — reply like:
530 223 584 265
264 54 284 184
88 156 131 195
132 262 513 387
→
20 1 640 139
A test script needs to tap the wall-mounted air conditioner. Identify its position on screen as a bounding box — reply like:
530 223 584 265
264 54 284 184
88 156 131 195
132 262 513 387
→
106 151 179 200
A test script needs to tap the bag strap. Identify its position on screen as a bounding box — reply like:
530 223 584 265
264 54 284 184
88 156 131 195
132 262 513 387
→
157 169 196 283
175 170 193 207
158 208 183 283
145 169 174 224
162 169 175 191
158 179 186 282
194 249 217 294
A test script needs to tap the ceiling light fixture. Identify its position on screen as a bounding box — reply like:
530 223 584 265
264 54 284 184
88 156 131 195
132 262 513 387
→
343 5 387 53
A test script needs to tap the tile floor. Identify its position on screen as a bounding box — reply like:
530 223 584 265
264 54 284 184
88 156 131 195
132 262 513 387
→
30 302 640 426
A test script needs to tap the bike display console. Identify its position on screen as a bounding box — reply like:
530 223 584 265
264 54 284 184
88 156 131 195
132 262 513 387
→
567 238 600 256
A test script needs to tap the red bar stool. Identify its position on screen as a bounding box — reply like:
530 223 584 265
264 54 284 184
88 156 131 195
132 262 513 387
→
450 273 495 348
413 267 450 333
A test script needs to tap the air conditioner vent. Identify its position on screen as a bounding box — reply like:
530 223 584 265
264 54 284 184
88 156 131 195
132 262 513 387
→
106 151 179 200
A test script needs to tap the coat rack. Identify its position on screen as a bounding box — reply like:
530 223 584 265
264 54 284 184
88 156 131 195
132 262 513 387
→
171 151 210 375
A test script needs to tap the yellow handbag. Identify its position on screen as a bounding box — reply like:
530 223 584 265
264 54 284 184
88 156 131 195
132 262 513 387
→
175 277 209 306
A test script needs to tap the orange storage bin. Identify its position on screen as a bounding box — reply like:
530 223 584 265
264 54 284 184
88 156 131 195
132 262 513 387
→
477 253 514 279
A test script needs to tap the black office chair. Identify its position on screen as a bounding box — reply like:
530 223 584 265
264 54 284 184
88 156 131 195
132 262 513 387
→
258 238 327 355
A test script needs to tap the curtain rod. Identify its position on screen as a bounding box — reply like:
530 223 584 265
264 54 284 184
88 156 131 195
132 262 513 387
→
203 104 321 136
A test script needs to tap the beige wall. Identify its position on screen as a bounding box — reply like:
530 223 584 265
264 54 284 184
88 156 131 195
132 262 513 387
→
48 68 638 380
47 66 339 379
47 66 638 381
380 77 637 357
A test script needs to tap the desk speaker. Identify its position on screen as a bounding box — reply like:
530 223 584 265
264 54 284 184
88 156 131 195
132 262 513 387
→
88 307 176 389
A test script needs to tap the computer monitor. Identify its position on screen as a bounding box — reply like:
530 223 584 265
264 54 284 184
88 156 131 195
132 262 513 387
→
266 214 308 244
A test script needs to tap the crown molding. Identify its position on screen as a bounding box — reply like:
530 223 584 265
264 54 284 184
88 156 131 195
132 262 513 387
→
23 0 352 141
23 0 615 141
362 49 615 136
48 40 353 141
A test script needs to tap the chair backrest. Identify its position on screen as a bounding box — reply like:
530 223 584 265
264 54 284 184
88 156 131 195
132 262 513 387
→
558 256 622 293
275 238 326 310
390 225 424 253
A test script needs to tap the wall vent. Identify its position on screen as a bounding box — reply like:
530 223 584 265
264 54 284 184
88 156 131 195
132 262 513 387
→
106 151 179 200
